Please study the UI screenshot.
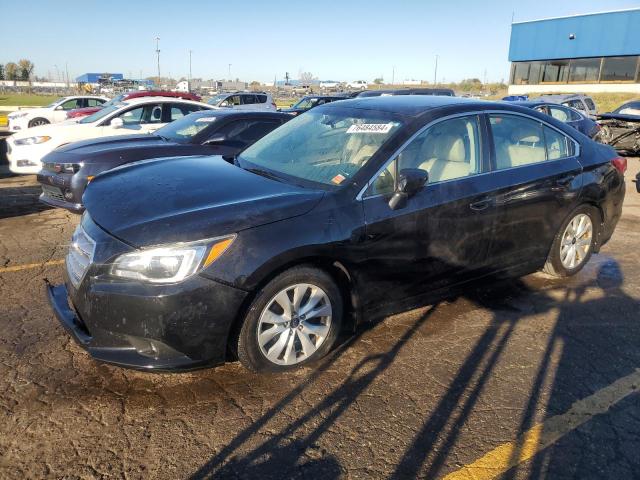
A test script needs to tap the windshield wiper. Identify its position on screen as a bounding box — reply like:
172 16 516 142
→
245 167 284 182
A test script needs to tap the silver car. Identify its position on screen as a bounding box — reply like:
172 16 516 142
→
207 92 276 111
538 94 598 119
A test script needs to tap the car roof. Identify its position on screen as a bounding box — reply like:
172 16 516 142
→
539 94 588 101
121 97 207 106
322 95 477 114
188 109 290 119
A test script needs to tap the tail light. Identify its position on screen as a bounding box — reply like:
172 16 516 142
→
272 102 277 109
611 156 627 175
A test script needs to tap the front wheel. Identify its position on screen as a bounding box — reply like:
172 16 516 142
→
28 118 50 128
543 206 598 277
236 266 343 373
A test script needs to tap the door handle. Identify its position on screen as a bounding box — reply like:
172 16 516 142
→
469 198 492 211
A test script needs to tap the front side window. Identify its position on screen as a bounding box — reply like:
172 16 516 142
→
169 103 202 121
241 95 256 105
117 104 163 125
238 109 403 187
564 99 585 111
365 115 482 197
60 99 81 110
490 114 572 169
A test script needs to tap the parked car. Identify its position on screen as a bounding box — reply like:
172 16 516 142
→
509 100 600 138
356 88 455 97
280 95 349 116
207 92 276 111
37 110 292 213
538 94 597 119
7 97 212 174
46 96 625 373
347 80 368 90
503 95 529 101
596 101 640 155
7 96 108 131
66 90 203 119
319 80 341 91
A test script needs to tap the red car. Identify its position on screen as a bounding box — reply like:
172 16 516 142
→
66 91 202 119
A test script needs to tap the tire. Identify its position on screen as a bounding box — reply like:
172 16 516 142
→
543 205 599 277
236 266 343 373
28 118 50 128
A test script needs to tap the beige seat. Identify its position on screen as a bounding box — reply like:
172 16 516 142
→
418 133 472 182
343 134 379 166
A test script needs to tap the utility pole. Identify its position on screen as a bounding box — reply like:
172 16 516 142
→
189 50 193 84
155 36 161 85
392 66 395 86
434 55 439 86
228 63 232 80
65 62 69 88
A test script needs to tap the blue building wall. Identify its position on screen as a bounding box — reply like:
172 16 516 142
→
509 9 640 61
76 73 124 83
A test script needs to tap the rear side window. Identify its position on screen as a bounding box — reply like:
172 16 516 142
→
256 95 268 103
242 95 256 105
564 100 585 111
169 103 202 121
489 114 572 169
585 98 596 110
86 98 104 107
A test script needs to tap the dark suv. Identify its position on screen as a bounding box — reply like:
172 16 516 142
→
37 110 291 212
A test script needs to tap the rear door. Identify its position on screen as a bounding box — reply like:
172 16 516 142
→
358 113 499 310
53 98 82 122
485 112 583 270
547 105 583 133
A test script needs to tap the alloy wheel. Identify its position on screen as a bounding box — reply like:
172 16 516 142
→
257 283 332 366
560 213 593 269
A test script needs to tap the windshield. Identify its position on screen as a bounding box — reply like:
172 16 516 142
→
100 94 126 108
154 113 217 143
292 97 320 110
238 109 403 187
46 97 67 108
614 102 640 115
79 104 121 124
207 94 228 106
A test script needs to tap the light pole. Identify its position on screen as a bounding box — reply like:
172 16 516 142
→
189 50 192 84
434 55 439 86
155 36 161 85
391 65 395 85
228 63 232 80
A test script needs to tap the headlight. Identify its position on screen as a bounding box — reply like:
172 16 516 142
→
14 136 51 146
110 235 235 284
54 163 81 174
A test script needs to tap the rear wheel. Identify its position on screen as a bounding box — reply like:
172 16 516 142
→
236 266 343 373
543 206 598 277
28 118 49 128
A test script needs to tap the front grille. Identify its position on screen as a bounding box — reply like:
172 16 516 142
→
66 225 96 288
42 185 65 202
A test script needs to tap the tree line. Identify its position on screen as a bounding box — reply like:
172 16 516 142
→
0 59 35 81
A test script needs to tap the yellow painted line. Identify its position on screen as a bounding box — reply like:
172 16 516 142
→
444 368 640 480
0 259 65 273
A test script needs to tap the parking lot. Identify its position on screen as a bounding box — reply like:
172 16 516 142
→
0 159 637 479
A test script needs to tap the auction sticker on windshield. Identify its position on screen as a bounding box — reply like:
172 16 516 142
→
347 123 394 134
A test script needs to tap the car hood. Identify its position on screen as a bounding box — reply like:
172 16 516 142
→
83 155 324 247
53 134 176 157
9 107 48 118
10 121 96 140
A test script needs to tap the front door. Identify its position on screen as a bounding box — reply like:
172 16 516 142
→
357 114 499 312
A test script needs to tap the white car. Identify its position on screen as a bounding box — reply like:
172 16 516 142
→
7 96 108 132
7 97 212 174
347 80 368 90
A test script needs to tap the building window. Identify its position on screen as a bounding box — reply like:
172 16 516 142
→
601 56 639 82
569 58 602 82
542 60 570 83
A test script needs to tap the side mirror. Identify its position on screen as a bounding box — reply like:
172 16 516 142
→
388 168 428 210
110 117 124 129
55 105 65 111
219 101 230 107
204 133 227 145
290 103 294 107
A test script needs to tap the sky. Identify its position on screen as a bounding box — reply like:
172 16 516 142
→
2 0 639 85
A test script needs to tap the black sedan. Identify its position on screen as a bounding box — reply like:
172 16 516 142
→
37 110 292 212
47 96 625 374
280 95 349 116
509 100 600 138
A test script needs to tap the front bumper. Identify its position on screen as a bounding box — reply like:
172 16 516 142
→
7 139 52 175
46 217 249 371
37 169 85 213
